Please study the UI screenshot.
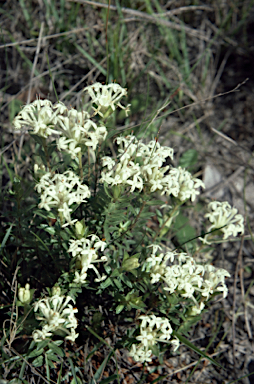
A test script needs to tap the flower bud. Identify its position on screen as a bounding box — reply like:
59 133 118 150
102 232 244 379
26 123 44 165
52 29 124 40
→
122 256 140 271
34 163 45 177
52 286 61 296
18 283 32 304
189 302 205 316
112 185 122 199
75 220 86 238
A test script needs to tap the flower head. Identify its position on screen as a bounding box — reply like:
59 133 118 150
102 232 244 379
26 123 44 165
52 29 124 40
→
13 99 60 138
166 167 205 201
203 201 244 240
129 314 176 363
68 235 107 284
33 294 78 342
35 171 90 227
56 109 107 156
146 247 230 302
84 82 130 117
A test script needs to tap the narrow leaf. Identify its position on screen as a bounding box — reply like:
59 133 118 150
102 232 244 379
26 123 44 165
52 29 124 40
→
174 332 224 369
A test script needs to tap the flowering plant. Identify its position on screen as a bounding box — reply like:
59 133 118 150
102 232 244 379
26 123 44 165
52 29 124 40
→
3 83 244 371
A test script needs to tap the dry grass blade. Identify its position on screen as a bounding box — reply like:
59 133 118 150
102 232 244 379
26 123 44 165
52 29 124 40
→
67 0 213 42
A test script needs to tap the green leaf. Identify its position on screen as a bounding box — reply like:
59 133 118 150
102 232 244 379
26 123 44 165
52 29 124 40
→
9 99 23 121
70 378 82 384
32 355 44 367
100 278 113 289
145 199 164 206
100 374 119 384
28 348 44 358
54 340 64 346
68 357 81 384
111 269 121 278
46 352 61 362
35 340 50 349
116 304 124 314
173 212 196 251
48 342 64 357
0 224 13 252
113 278 123 290
43 226 56 235
57 362 63 384
119 274 133 288
88 351 114 384
179 149 198 169
173 332 224 369
105 129 119 140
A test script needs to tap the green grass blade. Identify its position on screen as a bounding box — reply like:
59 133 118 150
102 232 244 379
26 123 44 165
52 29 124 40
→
74 43 107 76
173 332 224 369
68 357 78 384
88 351 113 384
86 326 120 384
18 0 32 29
45 353 50 382
57 361 63 384
2 155 14 183
18 359 27 380
7 33 40 77
1 224 13 252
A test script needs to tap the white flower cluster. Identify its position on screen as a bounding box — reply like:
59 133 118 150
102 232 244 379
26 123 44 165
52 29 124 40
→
129 314 179 363
13 99 60 138
100 135 204 200
13 99 107 157
56 108 107 158
35 171 90 227
146 245 230 304
33 294 78 342
84 82 130 117
68 235 107 284
202 201 244 242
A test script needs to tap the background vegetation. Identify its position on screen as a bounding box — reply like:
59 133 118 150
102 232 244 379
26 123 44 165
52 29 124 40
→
1 0 254 383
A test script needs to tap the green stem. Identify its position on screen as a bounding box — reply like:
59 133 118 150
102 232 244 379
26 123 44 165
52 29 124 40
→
42 138 51 172
94 143 102 196
87 147 91 186
129 200 147 231
78 151 83 180
152 203 181 242
58 211 64 227
107 199 147 247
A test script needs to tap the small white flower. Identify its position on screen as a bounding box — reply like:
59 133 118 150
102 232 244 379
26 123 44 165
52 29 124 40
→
35 171 90 227
33 294 78 342
84 82 130 117
32 325 53 342
129 314 173 363
65 328 79 342
13 99 60 138
203 201 244 240
129 343 153 363
147 247 230 302
56 108 107 155
73 270 87 284
167 167 205 201
189 302 205 316
68 235 107 284
171 337 180 352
